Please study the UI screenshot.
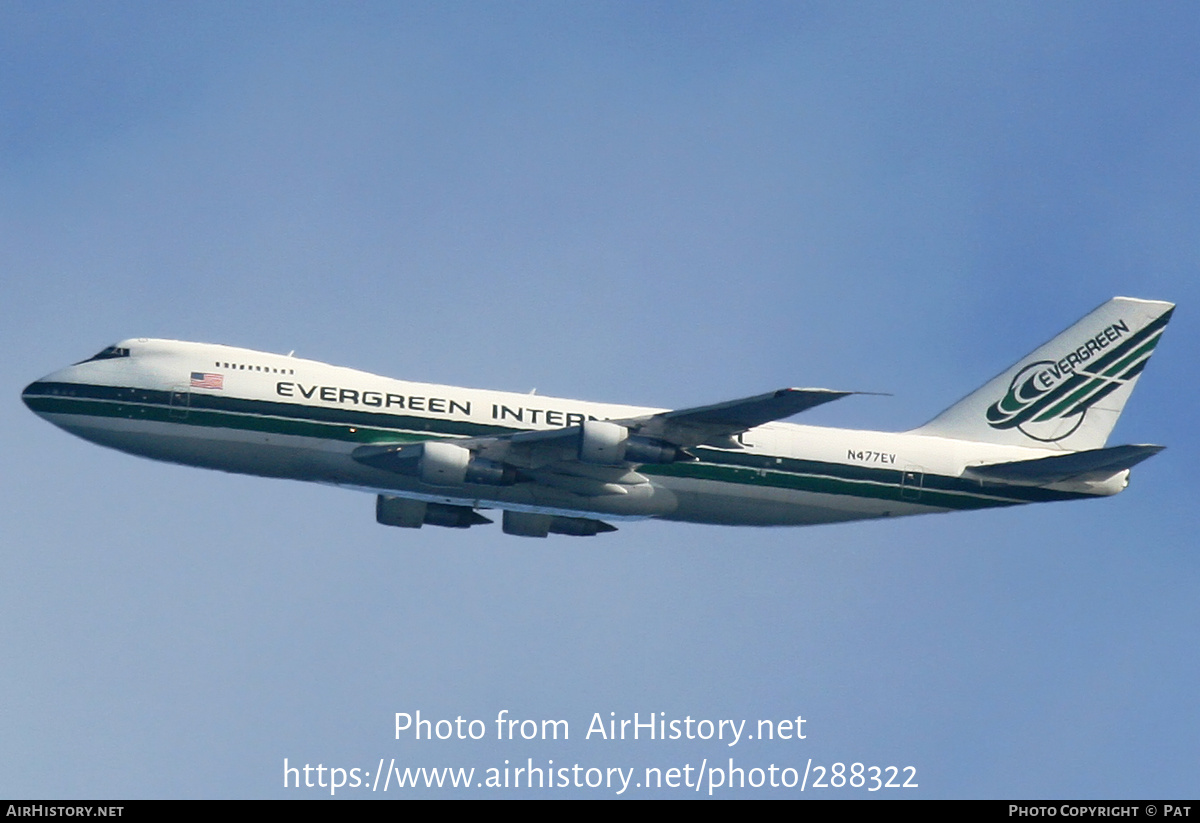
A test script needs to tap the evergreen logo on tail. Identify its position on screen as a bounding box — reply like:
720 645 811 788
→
985 311 1172 442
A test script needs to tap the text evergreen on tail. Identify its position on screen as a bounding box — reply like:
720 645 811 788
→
912 297 1174 451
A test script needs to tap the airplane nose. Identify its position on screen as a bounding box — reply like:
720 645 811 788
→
21 380 39 410
24 363 90 421
22 377 56 417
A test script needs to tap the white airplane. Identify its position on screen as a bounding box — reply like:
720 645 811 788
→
23 297 1172 538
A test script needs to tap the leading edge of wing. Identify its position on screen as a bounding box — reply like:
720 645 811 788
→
623 387 853 445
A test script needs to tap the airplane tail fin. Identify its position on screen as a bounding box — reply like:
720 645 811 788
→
911 297 1174 451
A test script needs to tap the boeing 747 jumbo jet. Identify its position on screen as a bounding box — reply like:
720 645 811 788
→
23 297 1172 538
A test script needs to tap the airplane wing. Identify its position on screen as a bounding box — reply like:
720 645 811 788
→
353 388 852 485
613 387 852 448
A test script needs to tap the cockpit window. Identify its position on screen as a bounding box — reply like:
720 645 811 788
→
77 345 131 364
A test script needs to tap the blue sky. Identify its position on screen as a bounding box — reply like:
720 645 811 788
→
3 2 1198 798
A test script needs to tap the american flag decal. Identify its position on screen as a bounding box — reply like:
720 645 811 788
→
190 372 224 389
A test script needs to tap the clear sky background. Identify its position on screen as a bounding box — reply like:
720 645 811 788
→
3 2 1198 798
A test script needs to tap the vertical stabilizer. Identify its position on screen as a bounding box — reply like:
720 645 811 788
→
911 297 1173 450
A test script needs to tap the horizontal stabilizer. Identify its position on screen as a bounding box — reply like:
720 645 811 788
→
962 444 1164 486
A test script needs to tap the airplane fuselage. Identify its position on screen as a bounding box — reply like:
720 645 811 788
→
23 338 1127 532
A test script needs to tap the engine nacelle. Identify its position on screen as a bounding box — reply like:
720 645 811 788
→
578 419 682 465
579 420 629 464
419 441 470 485
501 510 618 537
418 441 516 486
376 495 493 529
624 437 682 465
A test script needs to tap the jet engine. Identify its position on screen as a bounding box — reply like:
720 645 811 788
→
501 510 617 537
577 419 683 465
352 442 516 487
418 441 516 486
376 495 492 529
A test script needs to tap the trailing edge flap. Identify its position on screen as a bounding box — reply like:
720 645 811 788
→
355 387 852 472
962 444 1164 486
